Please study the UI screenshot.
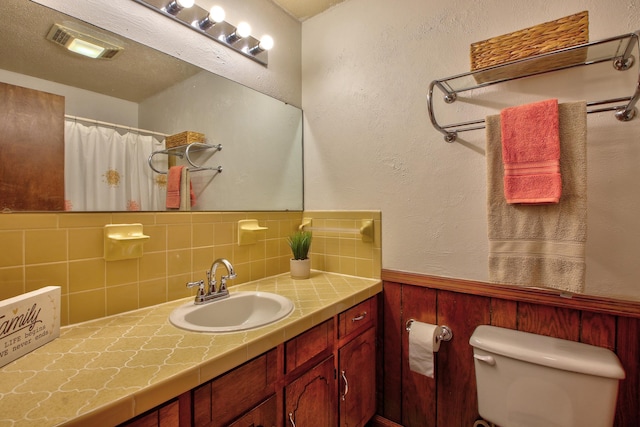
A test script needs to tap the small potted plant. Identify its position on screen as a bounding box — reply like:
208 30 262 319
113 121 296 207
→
287 230 312 279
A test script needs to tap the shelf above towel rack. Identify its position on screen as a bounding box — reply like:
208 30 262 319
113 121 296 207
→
427 31 640 142
148 142 223 174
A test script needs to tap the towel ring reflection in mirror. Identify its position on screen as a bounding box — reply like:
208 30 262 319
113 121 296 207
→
148 142 223 174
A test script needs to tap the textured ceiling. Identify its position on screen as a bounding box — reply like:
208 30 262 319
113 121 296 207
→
271 0 347 21
0 0 201 102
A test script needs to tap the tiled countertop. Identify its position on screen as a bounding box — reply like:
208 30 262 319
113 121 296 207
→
0 271 382 427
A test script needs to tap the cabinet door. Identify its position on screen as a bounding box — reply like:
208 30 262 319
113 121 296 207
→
193 350 277 427
228 395 277 427
285 356 336 427
339 327 376 427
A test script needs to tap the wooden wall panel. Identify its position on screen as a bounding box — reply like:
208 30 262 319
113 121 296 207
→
378 273 640 427
436 291 490 427
380 282 402 423
615 316 640 427
489 298 517 328
580 311 616 350
517 302 580 340
401 284 436 427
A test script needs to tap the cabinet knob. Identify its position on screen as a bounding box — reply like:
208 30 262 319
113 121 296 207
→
288 412 296 427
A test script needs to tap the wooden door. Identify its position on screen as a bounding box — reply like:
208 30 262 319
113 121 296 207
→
0 82 65 210
339 327 376 427
285 356 336 427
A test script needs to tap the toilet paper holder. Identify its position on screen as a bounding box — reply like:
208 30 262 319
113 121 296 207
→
405 319 453 343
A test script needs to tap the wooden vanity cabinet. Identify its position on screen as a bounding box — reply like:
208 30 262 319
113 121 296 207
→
120 296 378 427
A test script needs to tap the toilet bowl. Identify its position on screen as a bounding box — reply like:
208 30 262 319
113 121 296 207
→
469 325 625 427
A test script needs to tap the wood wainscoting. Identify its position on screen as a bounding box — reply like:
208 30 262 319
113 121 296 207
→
376 270 640 427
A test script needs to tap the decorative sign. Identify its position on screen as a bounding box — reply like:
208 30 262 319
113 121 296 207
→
0 286 61 368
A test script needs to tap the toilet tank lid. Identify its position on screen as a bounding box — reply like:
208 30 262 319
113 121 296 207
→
469 325 625 379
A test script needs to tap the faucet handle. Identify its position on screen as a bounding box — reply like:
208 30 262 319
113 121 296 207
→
218 274 235 294
218 277 228 294
187 280 204 290
187 280 207 304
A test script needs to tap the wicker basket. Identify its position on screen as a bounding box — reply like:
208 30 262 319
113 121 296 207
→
470 11 589 83
165 131 205 149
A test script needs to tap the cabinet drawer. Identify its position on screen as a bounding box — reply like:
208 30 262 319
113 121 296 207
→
228 395 277 427
193 349 277 427
285 319 333 373
338 298 373 339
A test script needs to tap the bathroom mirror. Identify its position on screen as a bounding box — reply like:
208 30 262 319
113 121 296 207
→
0 0 303 212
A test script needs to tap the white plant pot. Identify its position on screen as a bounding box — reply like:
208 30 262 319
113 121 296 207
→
290 258 311 279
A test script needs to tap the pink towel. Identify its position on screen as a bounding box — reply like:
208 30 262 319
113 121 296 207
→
166 166 183 209
500 99 561 204
166 166 196 209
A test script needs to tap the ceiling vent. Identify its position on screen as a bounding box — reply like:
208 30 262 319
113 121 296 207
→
46 23 123 59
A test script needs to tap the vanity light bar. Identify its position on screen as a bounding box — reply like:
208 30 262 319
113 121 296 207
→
132 0 272 66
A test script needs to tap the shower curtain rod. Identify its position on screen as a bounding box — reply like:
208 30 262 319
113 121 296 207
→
64 114 169 138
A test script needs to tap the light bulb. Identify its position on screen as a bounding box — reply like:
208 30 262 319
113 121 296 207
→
259 35 274 51
177 0 194 7
194 5 225 30
209 6 225 23
164 0 194 15
236 22 251 38
67 39 105 58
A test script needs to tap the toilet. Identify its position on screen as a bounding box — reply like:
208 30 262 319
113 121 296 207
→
469 325 625 427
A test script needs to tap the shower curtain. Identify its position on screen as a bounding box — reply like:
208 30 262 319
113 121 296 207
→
64 120 166 211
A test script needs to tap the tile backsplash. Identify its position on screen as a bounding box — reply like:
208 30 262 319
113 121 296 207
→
0 210 380 326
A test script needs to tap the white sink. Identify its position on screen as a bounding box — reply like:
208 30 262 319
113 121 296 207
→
169 291 294 333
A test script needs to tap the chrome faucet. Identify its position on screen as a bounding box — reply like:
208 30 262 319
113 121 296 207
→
186 258 236 305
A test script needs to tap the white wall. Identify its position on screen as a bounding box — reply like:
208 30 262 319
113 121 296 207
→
302 0 640 300
0 69 138 126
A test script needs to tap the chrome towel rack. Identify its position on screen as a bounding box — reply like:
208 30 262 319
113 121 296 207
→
148 142 223 174
427 31 640 143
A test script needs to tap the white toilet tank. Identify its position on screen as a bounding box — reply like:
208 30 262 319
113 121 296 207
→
469 325 625 427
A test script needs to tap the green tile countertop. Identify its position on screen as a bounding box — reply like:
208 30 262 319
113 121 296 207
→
0 271 381 427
